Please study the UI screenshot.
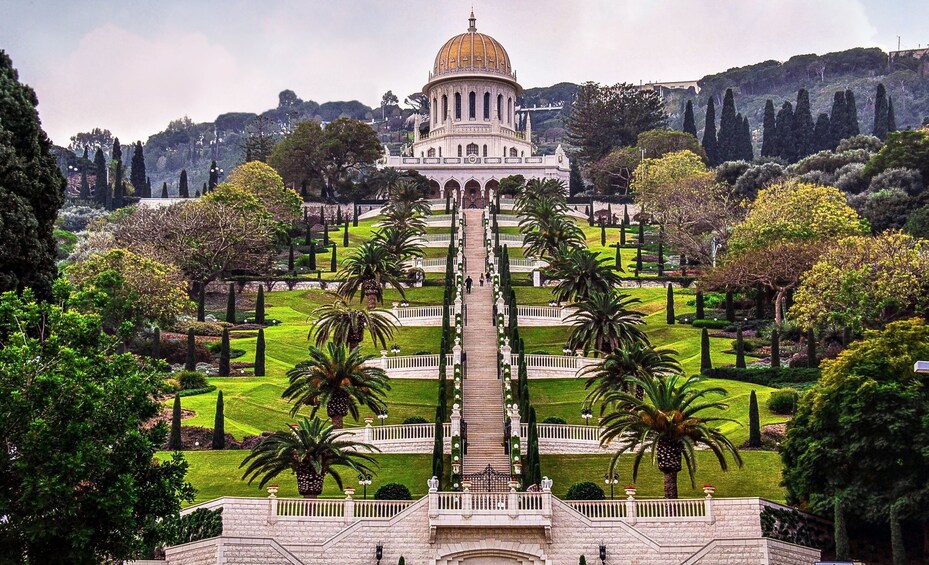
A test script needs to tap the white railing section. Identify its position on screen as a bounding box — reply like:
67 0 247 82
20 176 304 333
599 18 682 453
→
376 353 454 370
503 305 564 319
352 500 416 519
497 233 524 245
634 498 708 520
511 354 598 372
567 500 628 519
367 422 452 442
424 233 452 243
276 498 344 518
391 305 444 319
519 423 601 443
425 214 454 224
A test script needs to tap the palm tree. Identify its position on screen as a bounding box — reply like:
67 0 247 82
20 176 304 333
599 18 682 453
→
600 374 743 499
311 293 397 351
565 291 647 355
240 417 378 498
548 246 623 303
521 214 585 259
373 225 424 264
283 343 390 428
524 178 568 202
337 241 406 310
580 342 682 410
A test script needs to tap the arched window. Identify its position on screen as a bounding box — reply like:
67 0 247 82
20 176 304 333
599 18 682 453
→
503 146 507 156
482 144 488 157
509 147 518 157
433 98 437 123
497 95 503 120
455 93 461 120
483 92 490 119
427 148 436 157
468 92 476 119
467 143 479 156
438 147 442 157
442 95 448 122
458 145 462 157
508 98 513 125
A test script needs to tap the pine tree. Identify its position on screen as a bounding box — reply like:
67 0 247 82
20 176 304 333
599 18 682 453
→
93 147 108 206
793 89 815 159
717 88 739 163
700 328 712 372
330 243 337 272
666 284 675 325
212 391 225 449
770 329 780 368
873 83 889 140
725 291 735 322
219 328 230 377
169 394 182 450
288 243 295 272
254 328 266 376
208 160 219 192
701 96 719 165
736 328 746 368
774 101 795 162
197 284 205 322
185 328 196 371
738 115 754 161
79 147 91 199
152 327 161 359
806 328 817 368
568 160 584 196
887 96 897 134
761 99 777 157
695 291 705 319
343 220 349 247
130 140 146 196
844 89 859 137
161 181 168 198
255 286 265 325
308 240 317 270
829 91 848 148
813 113 831 151
226 283 236 324
834 496 849 561
682 100 698 139
748 390 761 447
178 169 189 198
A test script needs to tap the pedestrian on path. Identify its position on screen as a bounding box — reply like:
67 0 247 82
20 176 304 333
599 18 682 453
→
465 275 473 293
479 273 484 287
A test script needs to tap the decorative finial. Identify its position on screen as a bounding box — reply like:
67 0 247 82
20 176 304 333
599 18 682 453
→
468 9 476 32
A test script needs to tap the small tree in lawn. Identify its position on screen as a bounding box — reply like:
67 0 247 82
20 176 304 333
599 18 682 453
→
620 224 626 247
169 394 182 450
623 205 630 226
323 220 329 246
212 391 225 449
196 284 205 322
700 328 712 372
219 328 230 377
343 221 349 248
255 286 265 325
615 244 623 272
288 243 295 273
657 239 664 276
666 283 675 325
254 328 266 376
725 291 735 322
770 329 780 368
352 205 358 227
330 243 337 273
308 241 317 270
635 247 642 276
600 222 606 246
748 390 761 448
226 283 236 324
736 328 746 368
695 291 705 319
185 328 196 371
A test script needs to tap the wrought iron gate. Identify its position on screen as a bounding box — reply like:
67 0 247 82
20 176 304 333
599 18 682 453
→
462 465 513 492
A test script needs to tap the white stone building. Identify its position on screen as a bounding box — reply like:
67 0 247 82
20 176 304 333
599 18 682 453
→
381 12 570 209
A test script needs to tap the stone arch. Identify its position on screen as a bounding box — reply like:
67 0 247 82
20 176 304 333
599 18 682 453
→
428 179 441 199
463 179 484 209
485 179 500 200
443 179 461 202
433 539 551 565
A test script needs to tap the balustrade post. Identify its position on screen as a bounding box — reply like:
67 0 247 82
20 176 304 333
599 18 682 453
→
626 490 637 524
343 487 355 524
454 295 462 316
380 350 388 370
705 494 715 524
428 476 439 518
541 477 553 519
364 417 374 442
462 482 472 519
510 407 521 436
453 342 462 365
532 269 541 287
267 487 279 524
451 405 461 436
508 481 519 518
501 339 512 366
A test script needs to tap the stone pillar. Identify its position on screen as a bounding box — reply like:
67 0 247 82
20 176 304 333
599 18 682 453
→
705 493 715 524
454 295 462 316
380 350 388 370
510 408 521 436
364 418 374 442
451 405 461 436
501 339 512 366
462 481 473 519
343 487 355 524
453 342 462 365
508 481 519 518
541 477 553 519
532 269 542 287
626 488 637 525
428 476 439 518
267 487 279 525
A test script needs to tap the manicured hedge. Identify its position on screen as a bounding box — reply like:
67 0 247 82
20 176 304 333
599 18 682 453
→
691 319 732 329
177 385 217 398
701 367 820 386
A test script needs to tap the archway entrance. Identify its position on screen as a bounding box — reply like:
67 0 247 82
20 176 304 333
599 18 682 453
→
463 179 484 209
427 180 441 199
444 180 461 204
434 542 550 565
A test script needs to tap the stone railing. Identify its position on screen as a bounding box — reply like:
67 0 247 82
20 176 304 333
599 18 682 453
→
520 423 600 443
414 233 454 247
510 353 598 379
497 233 524 246
563 496 711 523
366 422 452 442
505 258 547 272
428 487 552 530
496 215 520 227
389 304 444 326
425 213 454 225
272 496 417 522
502 305 574 326
404 257 450 273
364 352 455 378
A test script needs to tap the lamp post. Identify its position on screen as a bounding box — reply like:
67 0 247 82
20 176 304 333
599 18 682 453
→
581 408 592 426
377 410 388 426
390 344 401 356
604 472 619 500
358 473 372 499
562 346 572 356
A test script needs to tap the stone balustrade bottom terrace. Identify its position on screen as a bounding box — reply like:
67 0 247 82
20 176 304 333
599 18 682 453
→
460 209 510 478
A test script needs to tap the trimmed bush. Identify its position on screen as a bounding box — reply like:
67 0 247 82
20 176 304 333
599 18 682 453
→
254 328 266 377
565 481 605 501
185 329 196 371
255 286 265 325
226 283 236 324
218 328 230 377
402 416 428 424
695 291 705 319
542 416 567 424
374 483 412 500
692 319 730 329
177 385 217 398
176 370 209 390
212 391 225 449
702 367 820 386
767 389 800 415
171 321 231 337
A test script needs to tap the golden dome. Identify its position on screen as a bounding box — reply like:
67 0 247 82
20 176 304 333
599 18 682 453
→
432 12 513 79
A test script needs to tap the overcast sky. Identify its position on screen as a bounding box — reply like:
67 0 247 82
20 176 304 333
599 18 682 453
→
2 0 927 146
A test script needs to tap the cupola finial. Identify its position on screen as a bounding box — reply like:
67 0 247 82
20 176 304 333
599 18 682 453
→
468 9 476 32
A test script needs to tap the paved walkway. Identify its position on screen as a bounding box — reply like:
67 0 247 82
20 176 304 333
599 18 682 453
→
460 209 510 475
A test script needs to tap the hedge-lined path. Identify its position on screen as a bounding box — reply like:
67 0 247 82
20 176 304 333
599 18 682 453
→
460 209 510 476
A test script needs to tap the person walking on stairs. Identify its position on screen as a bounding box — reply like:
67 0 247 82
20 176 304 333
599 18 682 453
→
465 275 473 294
479 273 484 287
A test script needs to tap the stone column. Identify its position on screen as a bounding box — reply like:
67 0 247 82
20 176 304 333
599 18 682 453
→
343 487 355 524
451 405 461 436
508 481 519 518
532 269 541 287
380 350 388 370
267 487 279 525
364 418 374 442
501 338 512 366
462 481 472 519
428 476 439 519
453 342 462 365
541 477 553 519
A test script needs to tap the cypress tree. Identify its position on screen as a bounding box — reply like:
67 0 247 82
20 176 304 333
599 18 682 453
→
700 328 712 372
579 557 587 565
599 222 606 246
623 204 629 226
738 115 754 161
680 254 687 278
829 91 848 148
208 160 219 191
79 147 91 199
152 327 161 359
761 99 777 157
254 328 266 376
891 503 906 565
161 181 168 198
887 96 897 133
299 182 307 201
255 286 265 325
352 204 359 227
308 240 317 270
197 284 205 322
736 328 746 368
793 89 815 159
226 283 236 324
657 238 664 276
774 101 795 162
178 168 189 198
666 284 675 325
634 247 642 276
725 291 735 322
330 243 337 272
748 390 761 447
343 220 349 247
873 83 889 140
701 96 719 165
185 328 196 371
169 394 182 450
770 329 780 368
219 328 230 377
288 243 295 272
607 204 613 225
432 416 444 484
323 220 329 246
146 177 152 199
834 496 849 561
806 328 817 368
682 99 697 139
844 89 859 137
695 291 705 319
130 140 146 196
813 113 831 151
93 147 108 206
717 88 738 163
568 160 584 196
212 391 225 449
200 183 205 197
304 220 312 245
637 221 644 245
620 224 626 246
587 205 593 227
110 138 122 210
615 243 623 272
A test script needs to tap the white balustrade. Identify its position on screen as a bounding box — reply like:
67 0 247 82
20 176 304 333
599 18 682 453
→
352 500 415 519
425 214 454 224
566 500 628 519
368 423 452 442
633 498 708 520
519 423 601 443
276 498 344 518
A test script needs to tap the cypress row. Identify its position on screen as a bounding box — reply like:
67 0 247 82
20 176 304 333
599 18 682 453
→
212 391 225 449
219 328 230 377
169 394 182 450
254 328 266 376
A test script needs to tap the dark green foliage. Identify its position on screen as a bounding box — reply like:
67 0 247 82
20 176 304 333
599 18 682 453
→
767 389 799 415
159 508 223 550
152 327 161 359
702 96 719 165
700 328 712 372
829 91 848 148
255 286 265 325
169 394 182 450
793 89 815 159
94 147 108 205
600 222 606 246
761 99 776 157
844 89 859 137
738 115 754 161
623 204 630 226
111 138 124 209
208 160 219 192
569 160 584 196
695 291 705 319
717 88 739 163
374 483 412 500
806 328 816 368
178 168 189 198
218 328 230 377
432 417 443 483
176 371 208 390
196 284 205 322
288 243 295 272
770 329 780 368
656 239 664 276
834 497 849 561
308 240 317 270
666 284 675 325
542 416 567 424
813 113 831 152
323 220 329 246
130 141 146 196
735 328 746 369
634 246 642 276
774 101 795 162
619 224 626 246
725 291 735 322
691 319 730 329
565 481 605 500
226 283 236 324
336 206 342 225
330 243 337 272
343 220 349 247
254 328 266 376
614 242 622 271
579 556 587 565
702 367 821 386
873 83 889 140
748 390 761 448
864 129 929 184
79 148 91 199
161 181 168 198
185 329 196 371
682 100 697 139
637 220 644 244
352 205 358 227
398 557 405 565
212 391 225 449
891 503 906 565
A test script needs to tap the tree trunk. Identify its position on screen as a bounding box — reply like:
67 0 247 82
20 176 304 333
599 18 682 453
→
330 413 344 429
296 467 325 499
774 289 786 326
663 471 679 499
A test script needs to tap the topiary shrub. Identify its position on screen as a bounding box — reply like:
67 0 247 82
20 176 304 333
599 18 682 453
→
565 481 605 500
691 319 730 330
171 320 232 337
374 483 412 500
767 389 800 415
175 370 209 390
542 416 567 424
402 416 428 424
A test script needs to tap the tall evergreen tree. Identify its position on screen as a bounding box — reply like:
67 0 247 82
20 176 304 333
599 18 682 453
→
774 101 795 162
844 89 859 137
226 283 236 324
760 99 777 157
736 328 746 368
352 204 359 227
717 89 739 163
738 115 754 161
748 390 761 447
666 283 675 325
873 83 889 140
185 328 196 371
161 181 168 198
813 113 831 151
829 91 848 149
887 96 897 134
330 243 337 272
600 222 606 246
130 141 146 197
770 329 780 368
255 285 265 324
682 100 697 139
568 160 584 196
695 291 705 319
700 328 712 372
619 224 626 246
178 169 189 198
308 240 317 271
218 328 230 377
635 246 642 275
93 146 108 207
110 138 122 210
323 220 329 246
622 204 629 226
343 220 349 247
208 160 219 192
615 242 623 271
793 89 815 159
725 291 735 322
197 284 205 322
701 96 719 165
169 394 182 450
79 147 90 199
212 391 225 449
146 177 152 199
254 328 266 376
288 243 295 272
